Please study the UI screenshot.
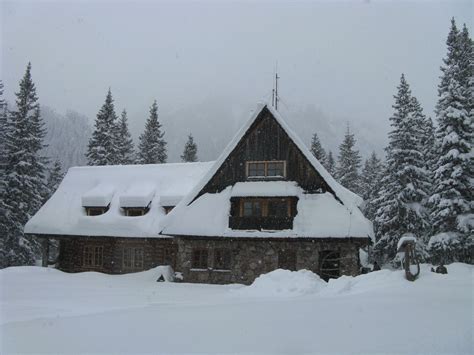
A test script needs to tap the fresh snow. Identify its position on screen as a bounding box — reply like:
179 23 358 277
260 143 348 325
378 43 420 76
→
230 181 301 197
164 188 373 239
24 162 214 238
1 264 472 354
397 233 417 250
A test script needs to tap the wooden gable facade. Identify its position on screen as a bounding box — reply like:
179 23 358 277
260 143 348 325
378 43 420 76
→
196 105 335 198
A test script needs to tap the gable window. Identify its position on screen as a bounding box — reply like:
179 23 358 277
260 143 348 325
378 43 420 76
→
246 161 286 179
83 245 103 267
214 249 231 270
123 247 144 269
123 207 149 217
85 206 108 216
278 249 297 271
192 249 208 269
267 199 289 217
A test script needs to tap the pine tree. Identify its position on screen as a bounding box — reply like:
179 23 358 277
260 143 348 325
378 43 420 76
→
0 63 48 266
115 109 135 165
429 19 473 263
181 134 198 162
45 160 64 201
336 126 362 194
373 74 431 264
137 100 167 164
326 150 336 176
86 89 118 166
360 152 384 220
310 133 327 167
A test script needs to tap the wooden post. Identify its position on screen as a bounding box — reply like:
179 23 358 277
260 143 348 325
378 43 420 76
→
41 238 49 267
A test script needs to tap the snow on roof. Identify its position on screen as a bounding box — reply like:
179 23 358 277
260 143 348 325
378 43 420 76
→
159 195 182 207
25 162 214 238
163 188 373 239
119 183 155 208
162 103 372 239
82 184 116 207
231 181 301 197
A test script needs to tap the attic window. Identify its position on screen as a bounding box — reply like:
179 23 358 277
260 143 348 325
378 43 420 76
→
123 207 149 217
240 198 291 217
85 206 109 216
163 206 174 214
246 161 286 178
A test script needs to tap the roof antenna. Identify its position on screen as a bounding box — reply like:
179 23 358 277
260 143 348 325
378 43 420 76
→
272 62 280 111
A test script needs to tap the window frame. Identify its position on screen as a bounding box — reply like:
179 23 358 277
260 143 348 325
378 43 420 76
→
83 245 104 267
85 206 109 216
122 247 145 270
123 207 149 217
246 161 286 179
214 248 232 270
191 249 209 269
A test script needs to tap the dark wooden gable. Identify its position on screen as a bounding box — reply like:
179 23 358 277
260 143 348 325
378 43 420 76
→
195 106 336 200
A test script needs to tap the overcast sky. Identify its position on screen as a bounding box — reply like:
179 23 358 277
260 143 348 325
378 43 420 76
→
1 0 473 128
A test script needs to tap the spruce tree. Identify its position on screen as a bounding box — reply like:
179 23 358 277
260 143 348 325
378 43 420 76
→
45 160 64 200
360 152 384 220
181 134 198 162
0 63 47 266
115 109 135 165
326 150 336 176
310 133 327 166
86 89 118 166
336 126 362 194
137 100 167 164
373 74 431 264
429 19 473 263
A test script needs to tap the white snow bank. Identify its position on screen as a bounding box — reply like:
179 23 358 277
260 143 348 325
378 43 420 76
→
119 183 155 208
234 269 326 297
231 181 301 197
81 184 115 207
25 162 213 238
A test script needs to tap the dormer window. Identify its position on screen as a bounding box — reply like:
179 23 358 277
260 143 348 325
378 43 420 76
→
85 206 109 216
246 161 286 179
123 207 149 217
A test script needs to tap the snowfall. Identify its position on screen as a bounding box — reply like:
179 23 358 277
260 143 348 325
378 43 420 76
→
1 264 472 354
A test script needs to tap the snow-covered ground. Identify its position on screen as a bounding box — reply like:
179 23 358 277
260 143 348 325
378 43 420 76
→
1 264 472 354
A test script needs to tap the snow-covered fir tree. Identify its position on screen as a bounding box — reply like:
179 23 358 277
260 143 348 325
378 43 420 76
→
429 19 473 264
86 89 118 166
336 126 362 194
0 80 6 174
326 150 336 176
181 134 198 162
0 63 48 266
45 160 64 201
310 132 327 167
115 109 135 165
137 100 167 164
373 74 432 264
360 152 384 221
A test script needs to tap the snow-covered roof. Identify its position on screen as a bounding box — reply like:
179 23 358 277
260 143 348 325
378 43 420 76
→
162 103 373 239
25 162 214 238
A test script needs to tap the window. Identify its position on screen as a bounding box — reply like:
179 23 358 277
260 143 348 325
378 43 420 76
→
85 207 108 216
124 208 148 217
83 245 103 267
267 199 289 217
192 249 208 269
278 249 297 271
240 198 291 218
214 249 231 270
319 251 341 281
123 247 144 269
243 200 262 217
246 161 286 178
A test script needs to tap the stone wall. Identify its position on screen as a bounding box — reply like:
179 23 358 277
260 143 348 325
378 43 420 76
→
176 237 366 284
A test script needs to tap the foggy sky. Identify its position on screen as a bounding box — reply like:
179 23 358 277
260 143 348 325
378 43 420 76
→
1 0 473 137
